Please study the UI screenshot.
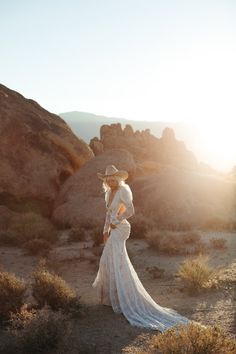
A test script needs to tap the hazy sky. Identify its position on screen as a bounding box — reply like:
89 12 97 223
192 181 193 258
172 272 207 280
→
1 0 236 170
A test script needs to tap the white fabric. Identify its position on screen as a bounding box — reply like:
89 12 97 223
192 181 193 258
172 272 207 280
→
103 184 135 233
92 184 194 332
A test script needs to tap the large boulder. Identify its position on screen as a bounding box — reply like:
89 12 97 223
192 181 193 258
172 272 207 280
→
0 84 94 216
131 165 236 228
52 149 136 228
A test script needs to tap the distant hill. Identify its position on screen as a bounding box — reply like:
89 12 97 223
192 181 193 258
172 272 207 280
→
59 111 194 145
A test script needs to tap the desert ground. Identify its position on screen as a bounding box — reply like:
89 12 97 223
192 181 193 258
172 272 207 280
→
0 229 235 353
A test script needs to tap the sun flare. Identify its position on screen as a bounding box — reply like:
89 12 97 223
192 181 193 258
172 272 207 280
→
189 121 236 172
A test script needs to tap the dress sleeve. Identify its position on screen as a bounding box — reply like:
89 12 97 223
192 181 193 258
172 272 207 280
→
110 186 135 225
103 210 111 234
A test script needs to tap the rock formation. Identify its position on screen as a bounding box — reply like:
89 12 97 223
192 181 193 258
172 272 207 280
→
0 84 94 216
89 123 198 171
131 165 236 229
52 149 136 228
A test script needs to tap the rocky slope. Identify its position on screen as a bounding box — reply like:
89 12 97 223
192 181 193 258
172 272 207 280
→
0 84 94 216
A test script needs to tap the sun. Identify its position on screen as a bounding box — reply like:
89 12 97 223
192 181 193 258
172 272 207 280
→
190 120 236 172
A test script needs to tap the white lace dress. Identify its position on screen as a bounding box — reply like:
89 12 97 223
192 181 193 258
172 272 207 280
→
92 184 195 332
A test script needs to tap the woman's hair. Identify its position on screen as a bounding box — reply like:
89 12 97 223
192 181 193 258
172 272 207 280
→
102 175 126 193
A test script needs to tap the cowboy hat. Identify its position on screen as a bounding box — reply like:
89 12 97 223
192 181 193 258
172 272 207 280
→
97 164 128 181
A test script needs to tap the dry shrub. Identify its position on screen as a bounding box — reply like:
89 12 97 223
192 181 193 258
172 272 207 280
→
0 269 27 319
31 261 81 314
130 213 153 239
202 217 235 231
180 231 201 244
139 322 236 354
0 230 19 246
23 238 52 256
7 304 71 354
10 211 58 245
146 229 207 256
146 266 165 279
68 227 87 242
176 254 218 295
91 225 104 246
166 222 193 231
209 237 227 250
76 217 102 231
91 245 103 257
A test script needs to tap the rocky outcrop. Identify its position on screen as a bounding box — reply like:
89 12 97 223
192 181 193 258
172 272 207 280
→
89 123 198 170
0 84 94 216
52 149 136 228
131 166 236 228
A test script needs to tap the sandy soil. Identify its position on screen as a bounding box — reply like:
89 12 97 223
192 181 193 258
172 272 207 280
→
0 230 235 353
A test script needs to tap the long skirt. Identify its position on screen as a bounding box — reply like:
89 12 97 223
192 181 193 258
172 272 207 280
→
92 220 203 332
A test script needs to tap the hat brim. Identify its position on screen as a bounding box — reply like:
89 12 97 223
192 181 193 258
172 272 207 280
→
97 170 128 181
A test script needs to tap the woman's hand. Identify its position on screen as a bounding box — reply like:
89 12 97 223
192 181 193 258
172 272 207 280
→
103 231 109 244
110 223 117 229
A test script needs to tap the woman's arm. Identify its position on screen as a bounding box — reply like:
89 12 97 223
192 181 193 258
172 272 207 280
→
110 186 135 225
103 211 111 234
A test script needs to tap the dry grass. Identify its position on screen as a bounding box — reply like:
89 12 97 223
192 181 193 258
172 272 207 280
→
0 268 27 320
136 322 236 354
176 254 219 295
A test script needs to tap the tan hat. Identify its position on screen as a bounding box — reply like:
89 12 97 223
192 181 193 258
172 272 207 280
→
97 164 128 181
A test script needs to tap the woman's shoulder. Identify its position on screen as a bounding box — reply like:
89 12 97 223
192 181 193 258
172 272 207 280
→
119 183 131 192
119 183 133 200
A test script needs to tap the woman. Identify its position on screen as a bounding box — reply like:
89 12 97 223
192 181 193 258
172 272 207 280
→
92 165 202 332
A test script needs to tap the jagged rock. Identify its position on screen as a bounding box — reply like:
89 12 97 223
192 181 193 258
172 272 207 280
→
89 137 104 155
161 127 176 142
123 124 134 137
52 149 136 228
0 84 94 216
91 123 198 171
100 123 123 140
